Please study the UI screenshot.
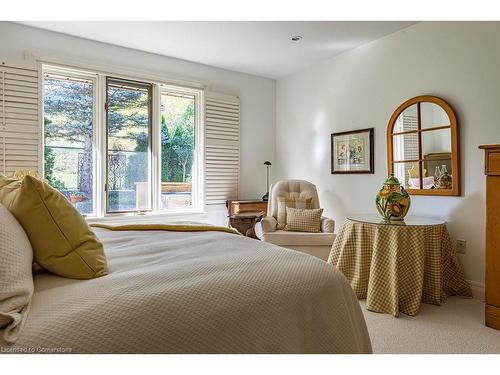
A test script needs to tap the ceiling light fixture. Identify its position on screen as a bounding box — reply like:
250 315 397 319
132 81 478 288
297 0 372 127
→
291 35 303 42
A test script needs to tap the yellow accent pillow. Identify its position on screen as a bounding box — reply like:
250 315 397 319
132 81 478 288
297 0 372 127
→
0 175 107 279
284 207 324 233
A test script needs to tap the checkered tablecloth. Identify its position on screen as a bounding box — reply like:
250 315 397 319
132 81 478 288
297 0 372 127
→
328 218 472 316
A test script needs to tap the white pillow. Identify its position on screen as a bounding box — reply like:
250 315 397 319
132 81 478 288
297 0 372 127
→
0 204 34 345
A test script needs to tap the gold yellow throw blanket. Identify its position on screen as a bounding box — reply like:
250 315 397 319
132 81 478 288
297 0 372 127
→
90 223 240 235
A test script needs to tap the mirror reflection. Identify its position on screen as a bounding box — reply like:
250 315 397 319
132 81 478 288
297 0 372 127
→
421 102 450 129
393 161 419 190
393 104 418 133
421 128 452 189
393 133 419 162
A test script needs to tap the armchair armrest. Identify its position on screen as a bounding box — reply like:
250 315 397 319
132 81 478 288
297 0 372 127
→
254 216 277 240
320 216 335 233
260 216 277 233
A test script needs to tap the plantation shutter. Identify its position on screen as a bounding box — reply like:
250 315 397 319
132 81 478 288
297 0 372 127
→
0 60 41 176
204 92 240 205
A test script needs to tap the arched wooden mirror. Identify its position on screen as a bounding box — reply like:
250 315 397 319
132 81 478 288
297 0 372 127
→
387 95 460 196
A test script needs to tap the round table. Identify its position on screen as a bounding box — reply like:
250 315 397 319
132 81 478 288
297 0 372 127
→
328 214 472 316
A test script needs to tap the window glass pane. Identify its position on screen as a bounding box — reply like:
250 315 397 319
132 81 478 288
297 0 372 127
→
107 79 151 212
160 92 195 210
43 75 94 215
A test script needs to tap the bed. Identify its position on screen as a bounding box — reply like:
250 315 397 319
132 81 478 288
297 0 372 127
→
11 227 372 354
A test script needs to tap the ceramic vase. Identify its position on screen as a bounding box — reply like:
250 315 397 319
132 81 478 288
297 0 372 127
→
437 172 452 189
375 174 411 222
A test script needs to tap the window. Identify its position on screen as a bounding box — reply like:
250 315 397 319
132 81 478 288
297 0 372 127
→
42 65 208 217
160 89 196 210
43 71 96 215
106 78 152 213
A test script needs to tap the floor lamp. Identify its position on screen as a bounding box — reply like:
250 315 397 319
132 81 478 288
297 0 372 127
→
262 161 272 201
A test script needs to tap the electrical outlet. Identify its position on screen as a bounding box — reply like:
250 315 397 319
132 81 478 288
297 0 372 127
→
456 239 466 254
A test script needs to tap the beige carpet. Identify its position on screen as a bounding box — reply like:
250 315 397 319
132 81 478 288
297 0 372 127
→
361 297 500 353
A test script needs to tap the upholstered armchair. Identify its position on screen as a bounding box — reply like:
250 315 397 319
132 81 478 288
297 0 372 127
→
255 179 335 261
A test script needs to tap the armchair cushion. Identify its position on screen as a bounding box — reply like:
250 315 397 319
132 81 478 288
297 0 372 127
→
260 230 335 247
321 216 335 233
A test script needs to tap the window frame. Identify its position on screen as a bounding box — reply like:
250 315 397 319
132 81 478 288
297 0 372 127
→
157 85 203 213
105 76 153 214
42 64 204 218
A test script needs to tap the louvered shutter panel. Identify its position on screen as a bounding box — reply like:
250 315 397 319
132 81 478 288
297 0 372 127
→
204 92 240 206
0 60 40 176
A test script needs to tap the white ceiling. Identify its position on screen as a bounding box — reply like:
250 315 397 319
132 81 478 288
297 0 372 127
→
20 21 416 79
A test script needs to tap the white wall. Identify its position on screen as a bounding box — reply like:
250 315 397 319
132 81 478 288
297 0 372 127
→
275 22 500 285
0 22 275 225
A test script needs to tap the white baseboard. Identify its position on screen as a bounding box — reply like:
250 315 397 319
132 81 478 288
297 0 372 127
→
468 280 485 301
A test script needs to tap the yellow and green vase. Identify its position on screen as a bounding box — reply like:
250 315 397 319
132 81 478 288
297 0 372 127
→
375 174 411 222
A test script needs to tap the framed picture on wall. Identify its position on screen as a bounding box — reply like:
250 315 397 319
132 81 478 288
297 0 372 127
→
331 128 374 174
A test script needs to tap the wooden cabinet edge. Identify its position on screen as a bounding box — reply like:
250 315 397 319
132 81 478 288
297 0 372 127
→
481 144 500 331
486 305 500 330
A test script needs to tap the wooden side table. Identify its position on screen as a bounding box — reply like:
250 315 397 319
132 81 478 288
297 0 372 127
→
226 199 268 216
328 214 472 316
228 211 264 239
226 200 268 239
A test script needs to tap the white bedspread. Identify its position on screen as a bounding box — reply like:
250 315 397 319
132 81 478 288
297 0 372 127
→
10 229 371 354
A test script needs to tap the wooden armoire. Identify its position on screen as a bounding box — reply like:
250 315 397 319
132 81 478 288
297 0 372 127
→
480 144 500 330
